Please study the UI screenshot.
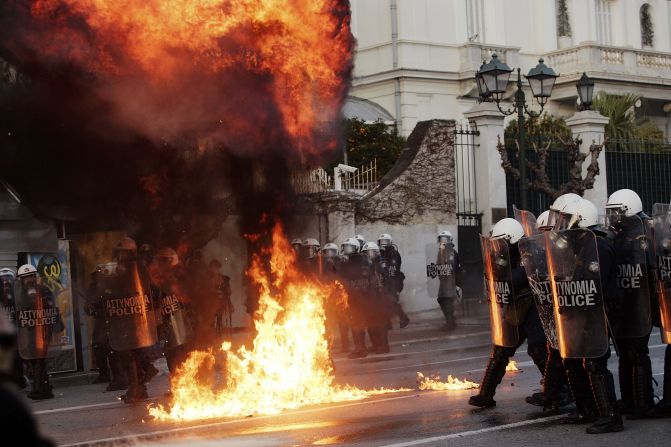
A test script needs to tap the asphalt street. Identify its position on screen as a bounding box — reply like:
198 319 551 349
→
26 320 671 446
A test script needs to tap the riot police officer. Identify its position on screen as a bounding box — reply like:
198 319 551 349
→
469 219 547 409
605 189 658 419
0 268 24 388
428 230 462 331
291 238 303 254
362 242 394 354
555 198 623 433
106 237 158 403
15 264 62 400
302 238 321 274
85 265 111 384
354 234 367 251
152 248 194 375
377 234 409 329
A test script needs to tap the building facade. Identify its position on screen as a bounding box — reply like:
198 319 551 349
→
349 0 671 137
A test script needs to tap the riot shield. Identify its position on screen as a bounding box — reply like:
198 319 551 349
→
480 235 519 347
340 254 378 329
105 263 158 351
519 234 558 349
545 229 609 359
513 206 539 237
15 283 59 360
610 215 653 338
158 293 194 348
425 243 456 299
653 203 671 343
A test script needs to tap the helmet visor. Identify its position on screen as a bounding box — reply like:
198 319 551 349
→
378 239 391 247
605 208 626 228
322 248 338 258
438 235 452 244
342 244 356 255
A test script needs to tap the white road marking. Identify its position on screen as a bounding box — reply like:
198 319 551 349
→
59 392 423 446
34 401 122 415
378 414 566 447
367 355 491 373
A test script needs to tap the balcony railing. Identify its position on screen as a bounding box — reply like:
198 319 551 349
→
291 160 379 195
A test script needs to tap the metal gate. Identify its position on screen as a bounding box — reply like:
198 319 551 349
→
454 124 482 311
606 138 671 213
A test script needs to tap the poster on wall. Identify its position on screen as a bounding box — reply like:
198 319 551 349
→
26 239 77 373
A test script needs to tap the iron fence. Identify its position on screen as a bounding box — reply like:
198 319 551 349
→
606 138 671 213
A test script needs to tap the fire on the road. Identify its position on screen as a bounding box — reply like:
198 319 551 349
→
416 372 478 391
506 360 520 372
150 224 406 421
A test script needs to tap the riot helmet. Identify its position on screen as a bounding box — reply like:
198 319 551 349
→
377 233 393 247
341 238 360 255
155 247 179 267
354 234 366 249
562 198 599 229
605 189 643 227
490 218 525 244
437 230 453 244
113 237 137 263
548 193 581 229
302 238 321 259
17 264 38 288
321 243 339 259
291 238 303 253
536 210 552 231
362 242 381 259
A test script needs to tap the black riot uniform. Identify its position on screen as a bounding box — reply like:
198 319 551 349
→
0 271 25 388
379 245 410 329
436 244 462 330
609 213 658 418
469 241 548 408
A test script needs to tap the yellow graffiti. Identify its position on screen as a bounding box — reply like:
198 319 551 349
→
41 259 64 293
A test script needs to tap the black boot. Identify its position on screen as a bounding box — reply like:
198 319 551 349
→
561 359 596 424
656 346 671 417
123 352 148 403
585 360 623 434
27 359 53 400
616 355 634 414
106 350 129 391
92 343 110 384
348 329 367 359
338 323 351 353
371 326 390 354
628 354 659 419
468 347 509 408
530 348 570 411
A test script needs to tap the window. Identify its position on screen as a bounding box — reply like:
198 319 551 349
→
595 0 612 45
640 3 654 47
466 0 484 42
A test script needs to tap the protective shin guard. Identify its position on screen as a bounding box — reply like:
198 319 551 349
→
527 343 548 376
656 346 671 416
541 350 569 410
561 359 596 424
348 329 367 359
617 355 634 413
628 354 657 418
585 360 623 434
468 347 509 408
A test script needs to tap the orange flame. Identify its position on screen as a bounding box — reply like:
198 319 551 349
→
505 360 520 372
150 223 405 421
18 0 354 158
416 372 479 391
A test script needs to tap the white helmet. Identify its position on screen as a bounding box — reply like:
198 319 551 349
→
562 198 599 229
321 243 339 258
114 236 137 252
155 247 179 266
291 238 303 246
490 218 525 244
303 238 320 248
362 242 380 258
17 264 37 277
549 193 581 229
0 268 16 280
536 210 551 230
437 230 453 244
605 189 643 217
341 237 360 255
354 234 366 248
377 233 393 247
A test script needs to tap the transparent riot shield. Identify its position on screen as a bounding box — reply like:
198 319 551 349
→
546 229 609 359
480 235 519 347
609 215 653 338
653 203 671 343
158 293 194 348
14 283 59 360
513 206 539 237
425 243 456 299
519 234 558 349
105 263 158 352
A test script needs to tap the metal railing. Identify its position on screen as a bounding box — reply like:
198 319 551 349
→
291 159 378 195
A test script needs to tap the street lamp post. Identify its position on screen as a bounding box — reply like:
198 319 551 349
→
476 54 558 210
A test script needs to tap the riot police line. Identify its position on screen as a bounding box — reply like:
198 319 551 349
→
0 237 233 404
292 233 412 358
471 189 671 435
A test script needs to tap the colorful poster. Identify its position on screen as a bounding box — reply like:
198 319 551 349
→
27 240 77 372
